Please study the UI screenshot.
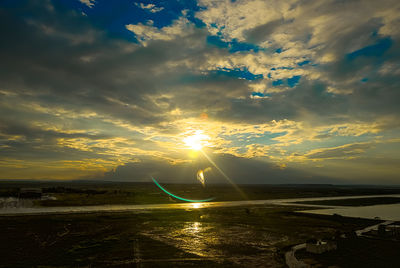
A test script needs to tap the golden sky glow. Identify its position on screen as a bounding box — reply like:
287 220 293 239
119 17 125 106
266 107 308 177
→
0 0 399 184
183 131 210 151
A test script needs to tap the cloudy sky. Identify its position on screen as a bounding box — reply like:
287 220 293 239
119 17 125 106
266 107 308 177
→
1 0 399 184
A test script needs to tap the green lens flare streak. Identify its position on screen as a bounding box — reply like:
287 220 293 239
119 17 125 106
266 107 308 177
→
152 177 215 203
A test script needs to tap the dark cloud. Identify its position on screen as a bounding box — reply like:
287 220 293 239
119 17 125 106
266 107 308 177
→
102 153 336 184
0 117 110 161
244 18 287 44
0 0 399 182
0 1 209 127
1 0 399 128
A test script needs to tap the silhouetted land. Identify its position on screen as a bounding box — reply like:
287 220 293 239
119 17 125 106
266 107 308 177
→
1 180 400 206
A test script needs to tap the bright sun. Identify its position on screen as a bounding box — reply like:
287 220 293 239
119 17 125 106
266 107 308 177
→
183 131 209 151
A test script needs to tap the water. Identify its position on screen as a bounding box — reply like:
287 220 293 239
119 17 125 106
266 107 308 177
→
299 203 400 221
1 194 400 217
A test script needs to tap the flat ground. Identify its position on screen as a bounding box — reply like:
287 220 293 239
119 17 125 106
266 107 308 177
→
1 182 400 267
0 206 379 267
296 237 400 268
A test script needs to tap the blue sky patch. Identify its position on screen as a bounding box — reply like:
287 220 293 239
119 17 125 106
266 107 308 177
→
215 67 263 80
247 132 287 145
229 39 259 53
272 79 283 86
207 35 229 48
277 66 294 70
60 0 200 41
297 60 310 66
207 35 260 53
271 76 301 88
347 37 392 60
287 75 301 87
219 132 286 147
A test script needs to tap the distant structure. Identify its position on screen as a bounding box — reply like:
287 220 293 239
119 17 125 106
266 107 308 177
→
386 224 400 238
19 188 42 199
376 224 400 239
306 239 337 254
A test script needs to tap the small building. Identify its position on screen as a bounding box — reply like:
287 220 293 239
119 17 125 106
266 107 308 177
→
306 239 337 254
19 188 42 199
386 224 400 238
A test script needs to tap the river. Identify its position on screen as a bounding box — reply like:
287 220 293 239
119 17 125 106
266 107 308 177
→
1 194 400 219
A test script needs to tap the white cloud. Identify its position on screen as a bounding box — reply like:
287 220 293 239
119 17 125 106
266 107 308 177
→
135 3 164 13
126 16 192 46
196 0 290 42
79 0 95 8
195 0 400 84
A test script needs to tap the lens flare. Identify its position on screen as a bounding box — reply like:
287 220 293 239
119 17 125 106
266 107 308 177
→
152 177 214 203
197 170 205 186
199 150 247 199
196 167 211 187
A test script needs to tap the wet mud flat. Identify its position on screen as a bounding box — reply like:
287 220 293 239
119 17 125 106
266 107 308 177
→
0 205 377 267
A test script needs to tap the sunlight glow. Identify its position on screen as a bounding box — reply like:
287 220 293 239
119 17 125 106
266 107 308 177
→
183 130 210 151
181 130 247 200
191 203 202 209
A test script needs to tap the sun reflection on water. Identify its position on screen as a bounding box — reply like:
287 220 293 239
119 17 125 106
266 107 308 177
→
177 221 210 256
191 203 202 209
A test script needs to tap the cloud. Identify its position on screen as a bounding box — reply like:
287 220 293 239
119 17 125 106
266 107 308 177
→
196 0 288 42
0 0 399 183
135 3 164 13
126 16 193 45
79 0 95 8
305 143 373 160
102 153 333 184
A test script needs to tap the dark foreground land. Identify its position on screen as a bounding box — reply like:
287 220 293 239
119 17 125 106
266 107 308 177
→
0 205 381 267
296 237 400 268
1 182 400 267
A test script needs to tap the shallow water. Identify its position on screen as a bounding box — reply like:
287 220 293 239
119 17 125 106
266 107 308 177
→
1 194 400 216
299 203 400 221
140 219 286 267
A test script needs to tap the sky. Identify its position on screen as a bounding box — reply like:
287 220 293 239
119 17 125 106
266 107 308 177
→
0 0 399 184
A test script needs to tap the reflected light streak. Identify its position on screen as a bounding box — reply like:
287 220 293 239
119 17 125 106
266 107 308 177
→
191 203 202 209
152 177 215 203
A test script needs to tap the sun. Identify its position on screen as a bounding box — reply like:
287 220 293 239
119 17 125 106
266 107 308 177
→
183 131 209 151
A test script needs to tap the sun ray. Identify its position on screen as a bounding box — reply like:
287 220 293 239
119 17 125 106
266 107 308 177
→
200 149 248 199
